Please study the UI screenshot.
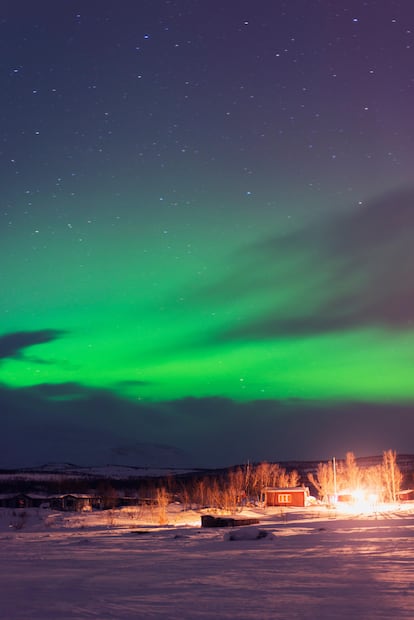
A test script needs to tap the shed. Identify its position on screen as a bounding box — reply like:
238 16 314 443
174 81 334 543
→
0 493 22 509
0 493 49 509
262 486 310 508
397 489 414 502
49 494 101 512
201 515 259 528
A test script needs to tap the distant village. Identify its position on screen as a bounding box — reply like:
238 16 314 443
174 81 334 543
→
1 450 413 514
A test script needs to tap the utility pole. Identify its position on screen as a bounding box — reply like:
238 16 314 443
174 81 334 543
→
333 457 337 501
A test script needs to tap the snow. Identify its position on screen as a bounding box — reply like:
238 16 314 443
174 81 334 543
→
224 525 274 540
1 503 414 619
0 463 198 481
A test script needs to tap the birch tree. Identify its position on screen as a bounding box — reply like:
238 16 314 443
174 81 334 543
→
382 449 403 503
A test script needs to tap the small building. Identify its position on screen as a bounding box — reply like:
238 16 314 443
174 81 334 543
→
0 493 22 509
262 486 310 508
49 494 102 512
397 489 414 502
0 493 49 509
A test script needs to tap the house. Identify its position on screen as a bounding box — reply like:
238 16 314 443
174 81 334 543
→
0 494 22 509
49 494 102 512
262 486 310 508
0 493 49 509
0 493 102 512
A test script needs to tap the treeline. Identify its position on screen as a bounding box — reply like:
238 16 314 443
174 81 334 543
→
92 462 301 513
174 462 300 512
308 450 403 503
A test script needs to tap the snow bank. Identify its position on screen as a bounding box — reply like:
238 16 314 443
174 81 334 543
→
225 526 275 541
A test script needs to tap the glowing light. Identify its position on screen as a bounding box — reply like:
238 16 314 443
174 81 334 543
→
335 488 382 515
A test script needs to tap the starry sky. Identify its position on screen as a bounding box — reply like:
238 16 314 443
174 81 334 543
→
2 1 414 468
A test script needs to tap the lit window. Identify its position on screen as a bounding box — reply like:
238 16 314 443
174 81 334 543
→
278 494 291 504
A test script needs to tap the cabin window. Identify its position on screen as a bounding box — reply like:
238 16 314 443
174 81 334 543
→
277 493 291 504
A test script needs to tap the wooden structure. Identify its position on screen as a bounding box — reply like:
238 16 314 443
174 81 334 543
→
49 494 102 512
0 493 49 509
201 515 259 528
0 493 101 511
262 486 310 508
397 489 414 502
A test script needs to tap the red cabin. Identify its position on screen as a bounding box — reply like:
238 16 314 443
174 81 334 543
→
262 486 310 507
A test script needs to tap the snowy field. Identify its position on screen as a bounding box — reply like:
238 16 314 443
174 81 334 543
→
1 503 414 619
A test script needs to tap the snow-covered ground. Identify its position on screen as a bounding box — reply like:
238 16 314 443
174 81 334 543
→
1 503 414 619
0 463 198 481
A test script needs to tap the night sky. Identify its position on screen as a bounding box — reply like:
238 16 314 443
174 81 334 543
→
2 1 414 468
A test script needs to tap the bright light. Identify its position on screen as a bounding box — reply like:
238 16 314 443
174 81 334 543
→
352 489 364 502
335 488 381 515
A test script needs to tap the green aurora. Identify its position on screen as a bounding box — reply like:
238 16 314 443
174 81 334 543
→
2 190 414 405
2 2 414 466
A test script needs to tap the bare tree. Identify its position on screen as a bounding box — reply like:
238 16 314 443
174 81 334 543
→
362 465 384 501
248 462 270 499
337 452 361 492
288 470 300 488
268 463 282 487
156 488 169 525
308 461 335 503
227 468 245 510
382 449 403 503
206 479 221 511
277 467 290 488
179 482 191 511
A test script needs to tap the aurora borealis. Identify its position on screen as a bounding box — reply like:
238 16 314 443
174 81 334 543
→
2 1 414 467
